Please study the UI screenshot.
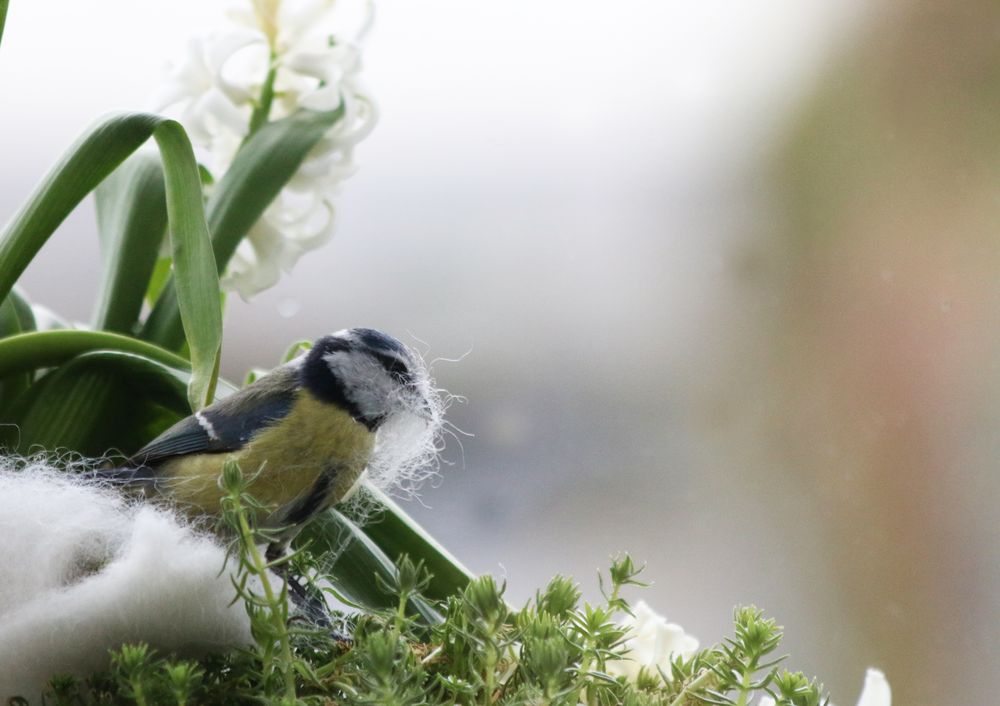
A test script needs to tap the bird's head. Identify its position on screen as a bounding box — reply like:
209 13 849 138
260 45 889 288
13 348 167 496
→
301 327 431 431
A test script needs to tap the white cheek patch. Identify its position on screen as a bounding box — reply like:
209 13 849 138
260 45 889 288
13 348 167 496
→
322 350 395 420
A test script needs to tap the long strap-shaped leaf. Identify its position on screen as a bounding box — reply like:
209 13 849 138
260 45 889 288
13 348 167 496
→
142 106 344 350
346 484 474 602
0 330 188 377
0 331 240 398
0 288 34 412
298 509 444 625
295 485 474 617
7 350 194 456
154 121 222 409
0 114 157 297
92 152 167 333
0 0 9 53
0 113 221 410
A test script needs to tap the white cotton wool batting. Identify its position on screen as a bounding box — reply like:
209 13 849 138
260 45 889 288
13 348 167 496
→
337 348 453 525
368 347 450 496
0 460 255 700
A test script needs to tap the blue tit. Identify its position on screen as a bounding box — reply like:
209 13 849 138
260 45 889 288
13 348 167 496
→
118 327 428 538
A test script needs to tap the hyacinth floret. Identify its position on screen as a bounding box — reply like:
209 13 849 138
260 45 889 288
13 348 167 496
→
154 0 377 298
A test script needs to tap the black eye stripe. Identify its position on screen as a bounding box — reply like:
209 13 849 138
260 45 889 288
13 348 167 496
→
370 350 412 384
317 334 412 382
321 338 351 354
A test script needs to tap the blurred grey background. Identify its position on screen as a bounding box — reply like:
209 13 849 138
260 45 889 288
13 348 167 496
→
1 1 997 704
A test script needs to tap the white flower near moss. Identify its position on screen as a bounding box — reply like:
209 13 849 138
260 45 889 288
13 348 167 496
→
759 668 891 706
606 600 700 682
153 0 377 298
854 669 891 706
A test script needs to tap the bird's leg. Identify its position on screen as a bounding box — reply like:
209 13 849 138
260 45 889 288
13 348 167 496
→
265 541 336 630
264 540 289 567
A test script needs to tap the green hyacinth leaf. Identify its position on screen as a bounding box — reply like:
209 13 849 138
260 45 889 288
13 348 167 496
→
296 509 444 625
142 106 345 350
0 288 35 414
0 0 9 54
0 113 222 412
4 350 193 457
151 121 222 411
0 330 187 377
0 113 159 305
93 152 168 333
344 484 474 601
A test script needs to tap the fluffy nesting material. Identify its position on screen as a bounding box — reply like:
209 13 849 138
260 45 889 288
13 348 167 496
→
365 344 450 498
0 459 254 700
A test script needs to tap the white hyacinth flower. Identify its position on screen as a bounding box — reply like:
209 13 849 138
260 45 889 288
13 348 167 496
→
759 668 891 706
153 0 377 298
606 600 700 682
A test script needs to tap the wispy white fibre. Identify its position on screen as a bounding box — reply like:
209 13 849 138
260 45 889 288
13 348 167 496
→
0 459 254 700
365 343 449 500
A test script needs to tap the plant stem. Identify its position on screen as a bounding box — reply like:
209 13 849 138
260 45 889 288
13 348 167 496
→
575 647 594 706
238 508 297 702
130 679 148 706
394 590 408 637
482 644 497 705
735 665 753 706
667 668 714 706
246 57 279 139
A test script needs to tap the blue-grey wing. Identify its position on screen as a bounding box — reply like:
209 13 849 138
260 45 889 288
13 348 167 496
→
128 363 300 467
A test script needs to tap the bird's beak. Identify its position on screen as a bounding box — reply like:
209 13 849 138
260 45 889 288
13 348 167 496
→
416 394 434 422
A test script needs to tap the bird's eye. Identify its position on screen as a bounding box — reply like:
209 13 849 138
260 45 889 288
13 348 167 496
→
372 351 412 385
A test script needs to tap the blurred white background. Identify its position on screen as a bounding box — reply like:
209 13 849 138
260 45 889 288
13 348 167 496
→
2 2 996 704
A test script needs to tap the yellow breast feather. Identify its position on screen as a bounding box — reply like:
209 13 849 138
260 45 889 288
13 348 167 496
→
158 391 375 520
